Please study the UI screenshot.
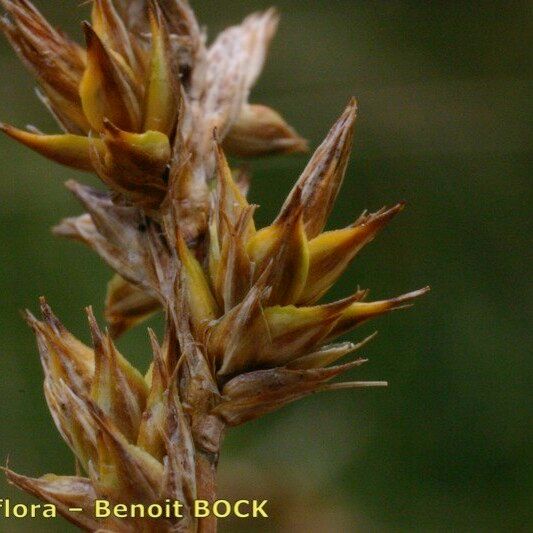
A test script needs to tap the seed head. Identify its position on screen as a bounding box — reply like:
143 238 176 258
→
0 0 305 214
1 1 429 531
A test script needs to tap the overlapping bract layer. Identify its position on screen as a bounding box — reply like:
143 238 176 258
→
179 102 429 382
53 99 429 401
7 300 197 531
0 0 306 212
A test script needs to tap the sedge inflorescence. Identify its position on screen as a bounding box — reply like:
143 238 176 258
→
1 1 428 531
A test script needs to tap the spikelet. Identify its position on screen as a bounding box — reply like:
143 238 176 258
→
0 0 305 214
2 1 429 531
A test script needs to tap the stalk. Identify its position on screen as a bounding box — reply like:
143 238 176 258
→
192 415 226 532
195 448 221 533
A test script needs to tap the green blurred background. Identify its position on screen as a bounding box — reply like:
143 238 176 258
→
0 1 531 531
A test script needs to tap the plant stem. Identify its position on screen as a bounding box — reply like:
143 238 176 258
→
194 417 225 533
196 448 220 533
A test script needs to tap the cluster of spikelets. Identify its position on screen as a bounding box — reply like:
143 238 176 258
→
1 0 428 531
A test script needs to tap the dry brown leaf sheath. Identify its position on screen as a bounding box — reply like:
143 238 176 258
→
1 1 428 531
